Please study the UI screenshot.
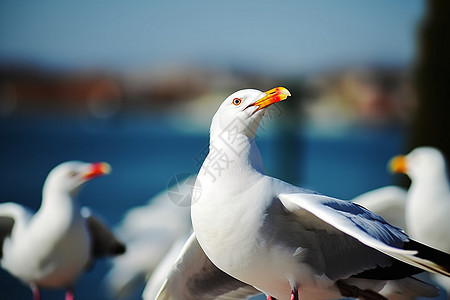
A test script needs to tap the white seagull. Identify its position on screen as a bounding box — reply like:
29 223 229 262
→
191 87 450 300
390 147 450 297
389 147 450 252
0 161 126 300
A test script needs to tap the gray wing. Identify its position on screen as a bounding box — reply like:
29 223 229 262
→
0 216 14 258
277 193 450 279
153 232 261 300
0 202 34 259
352 186 407 229
81 207 126 258
260 194 398 281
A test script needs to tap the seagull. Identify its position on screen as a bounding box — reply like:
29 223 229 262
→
389 147 450 252
0 161 126 300
191 87 450 300
390 147 450 297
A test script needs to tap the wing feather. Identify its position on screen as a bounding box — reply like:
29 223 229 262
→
154 233 260 300
81 207 126 258
278 193 450 277
0 202 34 259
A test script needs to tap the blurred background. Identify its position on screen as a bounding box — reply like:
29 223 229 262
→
1 0 449 299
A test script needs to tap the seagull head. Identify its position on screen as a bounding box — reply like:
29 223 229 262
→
44 161 111 196
389 147 447 180
210 87 291 139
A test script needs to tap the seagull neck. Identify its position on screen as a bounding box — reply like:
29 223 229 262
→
411 171 450 196
204 134 264 177
41 186 81 214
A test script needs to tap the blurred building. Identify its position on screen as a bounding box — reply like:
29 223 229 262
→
0 62 123 118
0 61 416 130
303 65 416 129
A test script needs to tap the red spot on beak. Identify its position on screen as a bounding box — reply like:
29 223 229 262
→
83 162 111 180
252 87 291 112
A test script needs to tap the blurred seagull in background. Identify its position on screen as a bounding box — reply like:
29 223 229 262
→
0 161 125 300
390 147 450 252
390 147 450 297
105 175 192 299
191 87 450 300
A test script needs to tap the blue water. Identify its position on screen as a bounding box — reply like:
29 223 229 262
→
0 114 440 300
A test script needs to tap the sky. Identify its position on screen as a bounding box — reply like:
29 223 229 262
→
0 0 425 75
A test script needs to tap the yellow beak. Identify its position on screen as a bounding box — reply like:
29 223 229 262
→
253 87 291 111
389 155 408 174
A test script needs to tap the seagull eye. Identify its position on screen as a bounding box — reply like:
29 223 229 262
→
232 98 242 106
68 171 78 177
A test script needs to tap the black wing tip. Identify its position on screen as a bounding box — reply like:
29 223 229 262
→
112 242 126 255
354 239 450 280
92 240 126 258
404 239 450 275
0 217 15 259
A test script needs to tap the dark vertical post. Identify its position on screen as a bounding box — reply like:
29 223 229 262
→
410 0 450 158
